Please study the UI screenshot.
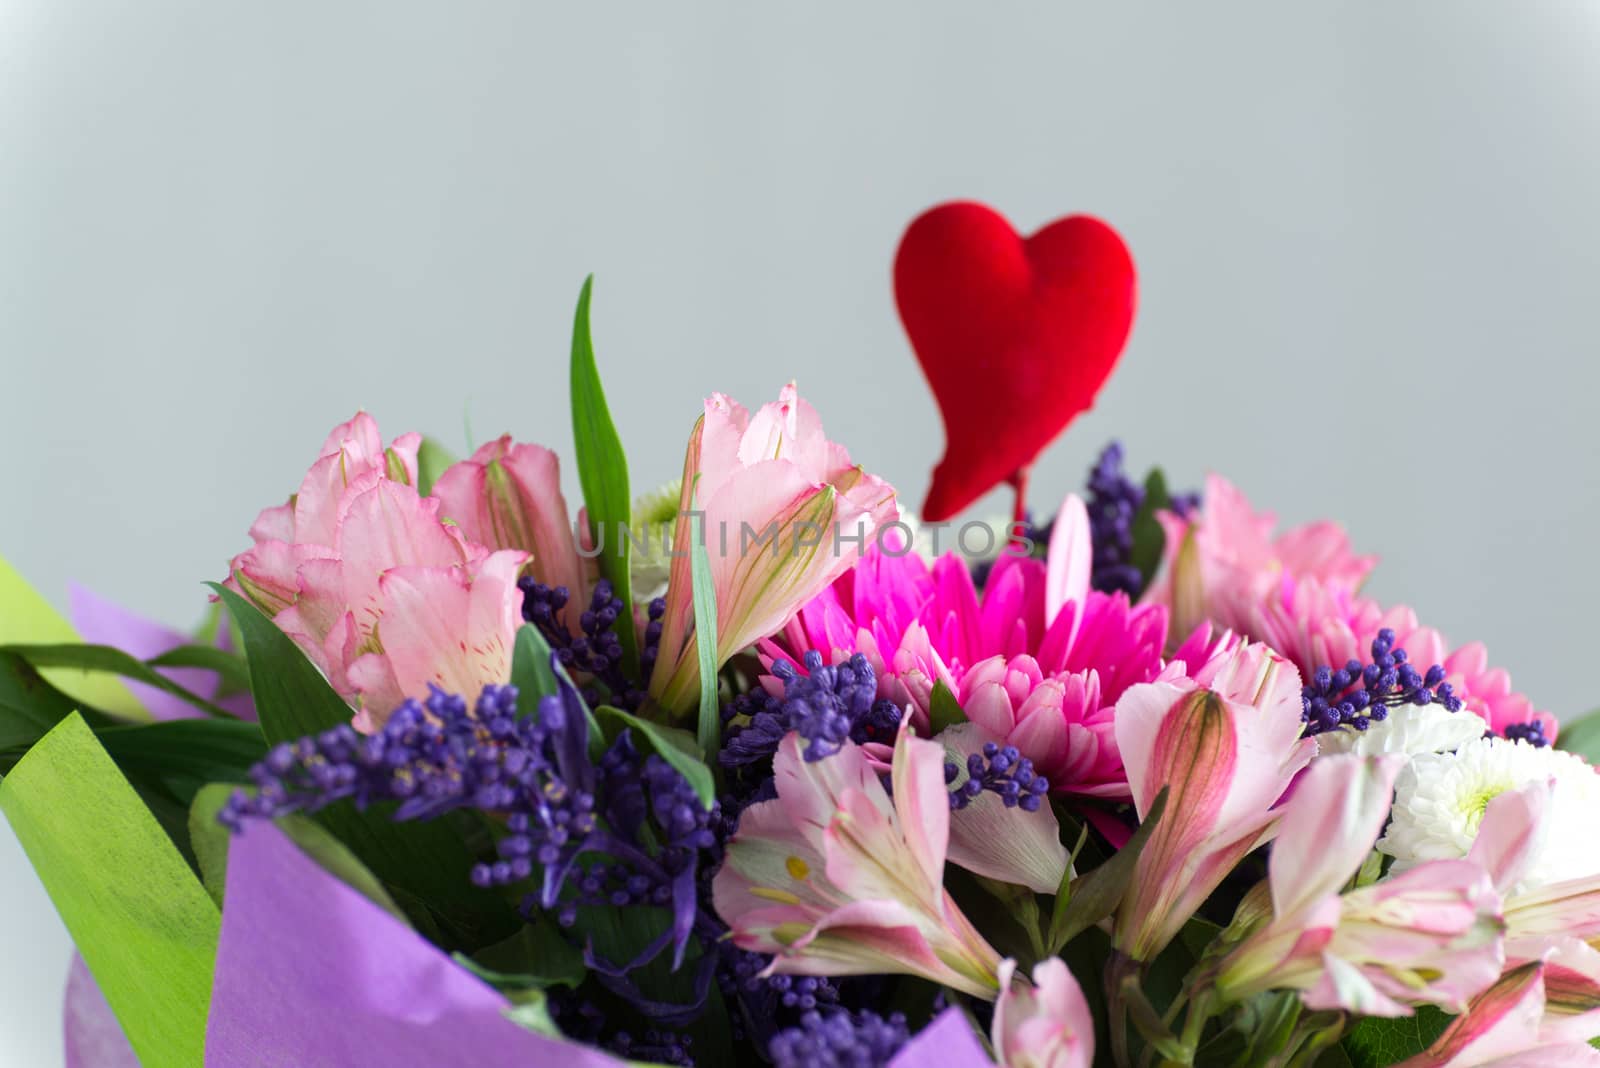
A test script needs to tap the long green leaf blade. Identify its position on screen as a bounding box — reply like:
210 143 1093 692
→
0 650 117 758
0 552 146 719
509 624 561 705
1048 788 1168 952
1557 708 1600 762
691 524 721 759
511 624 607 758
1127 467 1172 599
2 642 236 719
569 275 638 677
146 643 252 694
595 704 715 808
206 584 356 744
415 436 459 497
95 718 266 806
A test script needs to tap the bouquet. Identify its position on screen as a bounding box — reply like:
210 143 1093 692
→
3 201 1596 1068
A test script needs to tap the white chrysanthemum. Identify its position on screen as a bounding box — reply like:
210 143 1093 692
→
628 479 682 601
1314 704 1489 759
1377 736 1600 892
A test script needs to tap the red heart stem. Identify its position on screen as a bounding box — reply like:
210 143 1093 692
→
1008 466 1031 528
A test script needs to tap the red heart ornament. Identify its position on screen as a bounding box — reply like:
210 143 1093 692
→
894 201 1137 522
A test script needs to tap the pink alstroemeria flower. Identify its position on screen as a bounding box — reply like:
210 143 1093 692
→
649 384 898 715
992 958 1095 1068
765 494 1176 797
1111 642 1316 961
226 414 528 731
1215 754 1505 1017
712 729 1003 998
431 435 590 620
1398 946 1600 1067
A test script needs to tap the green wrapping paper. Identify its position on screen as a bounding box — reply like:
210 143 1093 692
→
0 714 218 1064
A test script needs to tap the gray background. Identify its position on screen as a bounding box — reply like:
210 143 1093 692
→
3 2 1597 1062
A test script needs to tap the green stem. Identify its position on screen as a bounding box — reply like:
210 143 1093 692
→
1160 988 1191 1031
1282 1015 1346 1068
1176 990 1213 1060
1106 951 1136 1068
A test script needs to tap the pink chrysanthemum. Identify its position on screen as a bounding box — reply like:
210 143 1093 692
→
1151 474 1555 739
1240 573 1556 739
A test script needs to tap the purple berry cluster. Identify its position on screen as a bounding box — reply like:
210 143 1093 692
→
1300 628 1463 736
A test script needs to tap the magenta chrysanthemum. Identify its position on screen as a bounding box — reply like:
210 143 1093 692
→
759 500 1195 799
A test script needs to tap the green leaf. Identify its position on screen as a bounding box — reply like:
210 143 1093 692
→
455 920 586 991
511 625 606 757
1046 828 1083 951
187 783 233 907
207 583 355 745
415 436 458 496
501 989 563 1037
595 704 715 808
1047 787 1169 952
2 642 237 719
1140 915 1227 1045
147 643 252 695
510 624 561 704
929 681 969 734
691 525 721 758
1558 708 1600 763
209 582 519 948
569 275 638 678
0 551 147 719
0 650 119 758
945 866 1042 967
1316 1043 1358 1067
94 718 266 806
1238 991 1304 1066
1176 914 1224 962
1060 927 1115 1058
570 901 735 1065
1127 467 1173 598
1339 1005 1452 1067
0 714 218 1064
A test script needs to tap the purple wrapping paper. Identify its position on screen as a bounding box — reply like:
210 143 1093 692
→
205 822 622 1067
68 583 255 721
58 821 996 1065
890 1007 992 1067
63 954 138 1068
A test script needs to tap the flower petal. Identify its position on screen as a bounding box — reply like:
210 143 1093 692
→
1045 492 1092 628
938 724 1070 894
1270 753 1405 919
